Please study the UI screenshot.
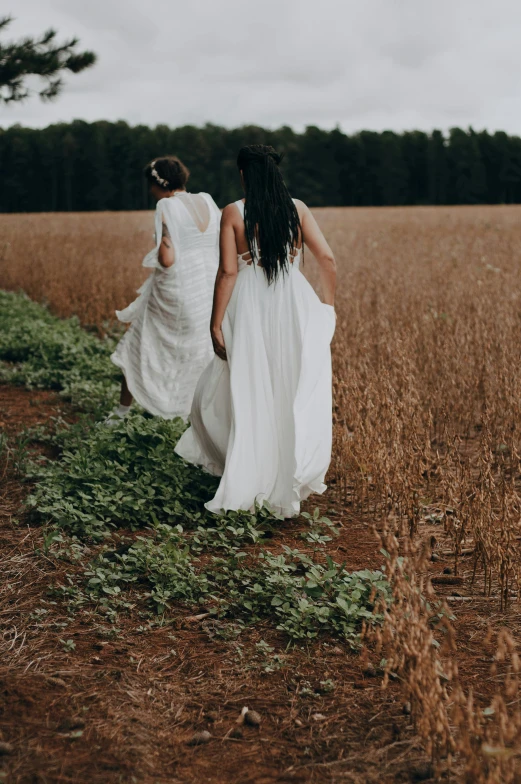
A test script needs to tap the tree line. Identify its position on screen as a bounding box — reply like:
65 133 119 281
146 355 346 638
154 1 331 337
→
1 120 521 212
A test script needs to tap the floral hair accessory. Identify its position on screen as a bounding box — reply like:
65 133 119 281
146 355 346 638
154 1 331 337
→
150 161 169 188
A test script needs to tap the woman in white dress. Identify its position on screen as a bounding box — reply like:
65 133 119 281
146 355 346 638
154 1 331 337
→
108 156 221 423
175 145 336 517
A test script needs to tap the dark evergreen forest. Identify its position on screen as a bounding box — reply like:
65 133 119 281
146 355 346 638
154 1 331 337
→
1 120 521 212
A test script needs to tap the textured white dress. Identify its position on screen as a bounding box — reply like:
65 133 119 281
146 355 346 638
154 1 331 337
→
111 192 221 419
175 199 336 517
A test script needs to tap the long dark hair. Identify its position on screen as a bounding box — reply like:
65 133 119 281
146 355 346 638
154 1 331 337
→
237 144 302 284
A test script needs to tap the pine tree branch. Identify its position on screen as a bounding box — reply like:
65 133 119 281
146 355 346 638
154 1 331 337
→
0 16 97 103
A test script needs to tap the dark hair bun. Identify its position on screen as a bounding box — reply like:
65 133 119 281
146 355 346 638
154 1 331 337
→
144 156 190 190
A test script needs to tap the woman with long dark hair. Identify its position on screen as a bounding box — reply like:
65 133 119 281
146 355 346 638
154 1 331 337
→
175 144 336 516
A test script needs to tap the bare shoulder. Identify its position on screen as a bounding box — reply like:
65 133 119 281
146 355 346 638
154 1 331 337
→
222 201 242 223
292 198 310 219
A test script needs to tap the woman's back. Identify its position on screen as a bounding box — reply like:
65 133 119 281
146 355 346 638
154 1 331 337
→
176 192 213 233
160 192 220 262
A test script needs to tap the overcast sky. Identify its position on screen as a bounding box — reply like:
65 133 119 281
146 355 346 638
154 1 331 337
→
3 0 521 135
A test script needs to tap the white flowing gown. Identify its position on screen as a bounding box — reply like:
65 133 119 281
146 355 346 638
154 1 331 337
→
111 192 221 419
174 199 335 517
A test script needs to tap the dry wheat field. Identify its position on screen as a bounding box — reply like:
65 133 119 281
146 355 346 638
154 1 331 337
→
3 205 521 782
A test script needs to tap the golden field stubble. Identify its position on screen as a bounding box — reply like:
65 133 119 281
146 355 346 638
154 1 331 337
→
3 205 521 776
0 212 153 328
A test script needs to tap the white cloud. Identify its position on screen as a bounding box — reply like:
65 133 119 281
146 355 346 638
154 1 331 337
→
2 0 521 134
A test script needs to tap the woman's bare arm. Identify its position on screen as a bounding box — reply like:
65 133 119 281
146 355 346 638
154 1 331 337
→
297 201 337 306
158 219 175 268
210 203 239 360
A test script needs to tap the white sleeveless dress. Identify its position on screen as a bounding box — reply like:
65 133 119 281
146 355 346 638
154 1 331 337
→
111 192 221 419
174 199 335 517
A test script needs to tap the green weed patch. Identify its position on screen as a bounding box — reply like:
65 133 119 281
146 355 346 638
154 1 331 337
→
3 289 390 645
26 414 218 539
83 527 389 642
0 290 120 410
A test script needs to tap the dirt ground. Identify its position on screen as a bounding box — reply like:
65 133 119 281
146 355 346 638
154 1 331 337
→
1 384 519 784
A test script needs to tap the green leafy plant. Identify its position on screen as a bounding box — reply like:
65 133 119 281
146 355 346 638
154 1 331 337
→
59 638 76 652
25 413 217 539
80 530 390 643
0 290 120 410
